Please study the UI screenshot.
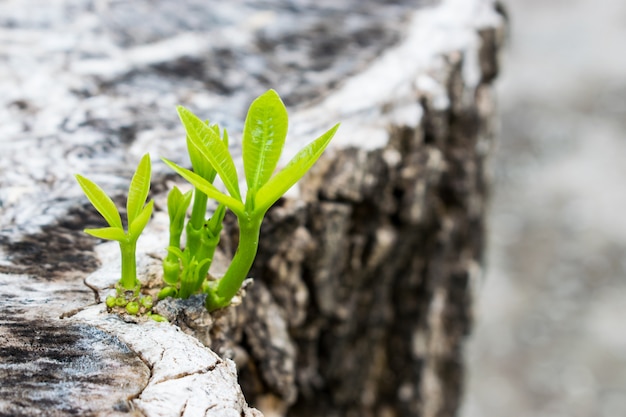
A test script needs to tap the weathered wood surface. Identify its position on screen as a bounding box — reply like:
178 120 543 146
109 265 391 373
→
0 0 504 416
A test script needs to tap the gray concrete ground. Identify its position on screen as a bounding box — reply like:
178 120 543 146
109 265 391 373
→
461 0 626 416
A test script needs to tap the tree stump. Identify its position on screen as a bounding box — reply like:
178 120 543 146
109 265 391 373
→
0 0 504 416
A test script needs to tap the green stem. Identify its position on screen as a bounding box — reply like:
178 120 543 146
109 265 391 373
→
119 239 138 290
206 213 263 311
168 225 183 252
186 188 208 254
197 204 226 279
197 233 218 278
163 226 183 283
190 189 208 229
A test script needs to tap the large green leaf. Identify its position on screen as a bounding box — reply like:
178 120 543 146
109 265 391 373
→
129 200 154 238
84 227 127 242
177 106 241 201
255 123 339 214
75 174 123 229
242 89 288 193
163 158 245 217
127 153 151 225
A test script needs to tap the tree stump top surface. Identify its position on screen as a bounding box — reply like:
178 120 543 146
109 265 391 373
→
0 0 502 415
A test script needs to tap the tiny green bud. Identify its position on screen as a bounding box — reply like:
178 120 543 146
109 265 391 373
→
163 258 181 286
115 297 128 307
149 313 168 322
105 295 116 308
157 286 177 300
126 301 140 315
140 295 153 309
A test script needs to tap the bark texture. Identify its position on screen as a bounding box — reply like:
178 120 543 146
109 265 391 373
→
157 5 504 417
216 40 501 417
0 0 504 416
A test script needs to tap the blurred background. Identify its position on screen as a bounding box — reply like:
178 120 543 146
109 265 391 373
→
461 0 626 416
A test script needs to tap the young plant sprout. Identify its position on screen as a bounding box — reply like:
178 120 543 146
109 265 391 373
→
164 89 339 312
74 90 338 318
158 125 229 300
75 154 162 319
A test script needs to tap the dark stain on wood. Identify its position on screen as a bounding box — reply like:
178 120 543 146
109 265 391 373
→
0 204 103 279
0 314 148 416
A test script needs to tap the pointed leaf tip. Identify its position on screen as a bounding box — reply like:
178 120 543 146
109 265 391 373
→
75 174 123 229
84 227 127 242
255 123 339 214
127 153 151 225
162 158 245 218
177 107 242 201
129 200 154 238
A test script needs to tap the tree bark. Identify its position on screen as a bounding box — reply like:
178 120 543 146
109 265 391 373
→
0 0 504 416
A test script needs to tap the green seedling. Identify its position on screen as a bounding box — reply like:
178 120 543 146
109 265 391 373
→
184 124 228 260
161 186 192 287
164 89 339 311
76 153 163 320
159 125 228 300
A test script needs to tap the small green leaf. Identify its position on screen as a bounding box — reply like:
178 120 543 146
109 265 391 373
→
84 227 127 242
167 187 192 227
140 295 153 309
187 135 217 182
177 106 242 201
188 123 228 183
129 200 154 238
167 185 183 212
222 127 229 147
163 256 181 285
127 154 151 226
163 158 245 217
165 246 187 266
255 123 339 214
105 295 116 308
176 197 192 227
126 301 140 315
75 174 123 229
179 261 197 299
242 89 289 193
158 286 178 300
206 204 226 237
167 186 187 219
149 313 169 322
